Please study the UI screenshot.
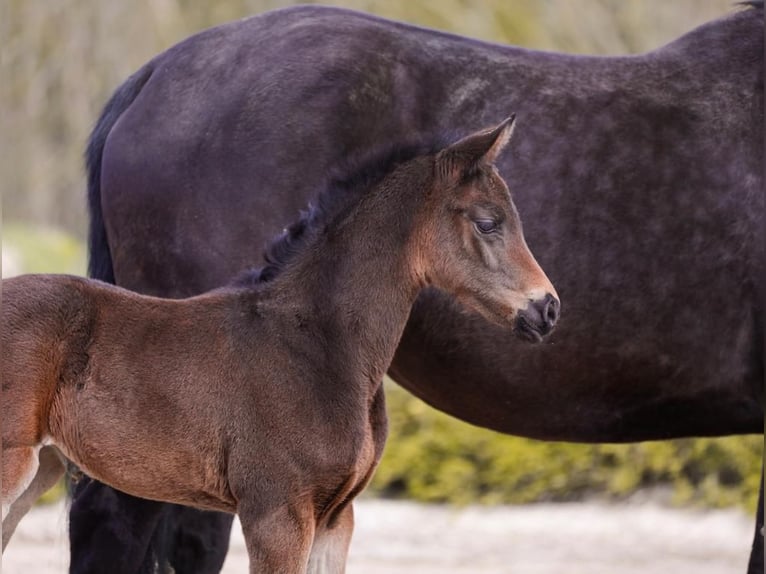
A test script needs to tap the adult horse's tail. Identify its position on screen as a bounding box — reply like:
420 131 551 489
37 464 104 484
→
86 66 153 283
80 65 232 574
77 65 170 574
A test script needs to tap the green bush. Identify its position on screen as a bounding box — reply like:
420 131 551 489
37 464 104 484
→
370 382 762 511
2 223 86 277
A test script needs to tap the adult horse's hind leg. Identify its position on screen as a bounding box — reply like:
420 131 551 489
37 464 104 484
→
68 479 233 574
307 504 355 574
2 445 66 550
747 469 764 574
68 477 168 574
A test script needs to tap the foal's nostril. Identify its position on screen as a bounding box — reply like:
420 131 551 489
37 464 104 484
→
516 293 560 341
529 293 559 334
543 293 560 328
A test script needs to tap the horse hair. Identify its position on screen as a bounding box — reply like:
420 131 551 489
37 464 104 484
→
236 133 457 286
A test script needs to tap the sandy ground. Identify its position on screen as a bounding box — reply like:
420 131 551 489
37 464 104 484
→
2 498 754 574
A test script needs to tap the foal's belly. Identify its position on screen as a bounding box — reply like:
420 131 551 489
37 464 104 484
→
58 437 237 514
48 387 237 513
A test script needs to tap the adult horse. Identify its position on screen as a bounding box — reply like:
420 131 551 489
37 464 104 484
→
77 3 763 573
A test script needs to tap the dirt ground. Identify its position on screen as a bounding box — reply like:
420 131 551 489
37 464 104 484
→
2 498 753 574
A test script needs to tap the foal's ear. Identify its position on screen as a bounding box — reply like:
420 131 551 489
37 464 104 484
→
436 115 515 181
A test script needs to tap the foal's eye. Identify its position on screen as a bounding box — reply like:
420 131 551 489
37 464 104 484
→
474 219 498 234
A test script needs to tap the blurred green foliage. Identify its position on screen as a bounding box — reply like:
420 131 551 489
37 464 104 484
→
37 481 68 506
2 223 86 277
370 383 762 511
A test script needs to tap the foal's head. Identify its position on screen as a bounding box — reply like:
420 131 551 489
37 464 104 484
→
415 117 559 341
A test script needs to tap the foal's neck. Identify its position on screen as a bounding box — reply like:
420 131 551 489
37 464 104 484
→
272 162 431 391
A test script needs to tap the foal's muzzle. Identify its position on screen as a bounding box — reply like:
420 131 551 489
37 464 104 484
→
514 293 560 342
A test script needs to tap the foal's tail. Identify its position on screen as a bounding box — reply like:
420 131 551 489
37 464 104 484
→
86 65 154 283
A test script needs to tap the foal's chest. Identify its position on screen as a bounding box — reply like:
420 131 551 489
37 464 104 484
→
315 398 385 526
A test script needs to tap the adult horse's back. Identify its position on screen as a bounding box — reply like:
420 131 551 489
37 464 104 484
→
80 4 763 573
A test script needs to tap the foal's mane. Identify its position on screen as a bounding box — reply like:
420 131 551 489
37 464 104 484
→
235 134 454 287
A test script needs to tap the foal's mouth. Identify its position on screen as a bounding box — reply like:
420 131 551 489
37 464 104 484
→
513 314 545 343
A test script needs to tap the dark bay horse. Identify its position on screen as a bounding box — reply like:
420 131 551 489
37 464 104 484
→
3 119 559 571
79 3 763 573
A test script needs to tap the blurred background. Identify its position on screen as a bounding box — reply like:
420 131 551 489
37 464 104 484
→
1 0 760 532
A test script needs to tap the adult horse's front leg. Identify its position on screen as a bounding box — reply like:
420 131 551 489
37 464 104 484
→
307 504 355 573
747 469 764 574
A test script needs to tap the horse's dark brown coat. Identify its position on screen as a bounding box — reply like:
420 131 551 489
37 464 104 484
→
79 4 763 573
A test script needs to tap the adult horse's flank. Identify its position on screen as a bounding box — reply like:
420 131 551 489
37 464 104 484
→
78 3 763 573
2 120 559 571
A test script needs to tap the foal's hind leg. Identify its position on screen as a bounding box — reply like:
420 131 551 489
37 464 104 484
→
2 445 66 550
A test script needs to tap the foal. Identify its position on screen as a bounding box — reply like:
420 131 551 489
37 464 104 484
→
2 118 558 572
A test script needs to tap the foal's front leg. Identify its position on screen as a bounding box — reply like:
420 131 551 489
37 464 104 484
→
307 503 355 574
238 502 315 574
